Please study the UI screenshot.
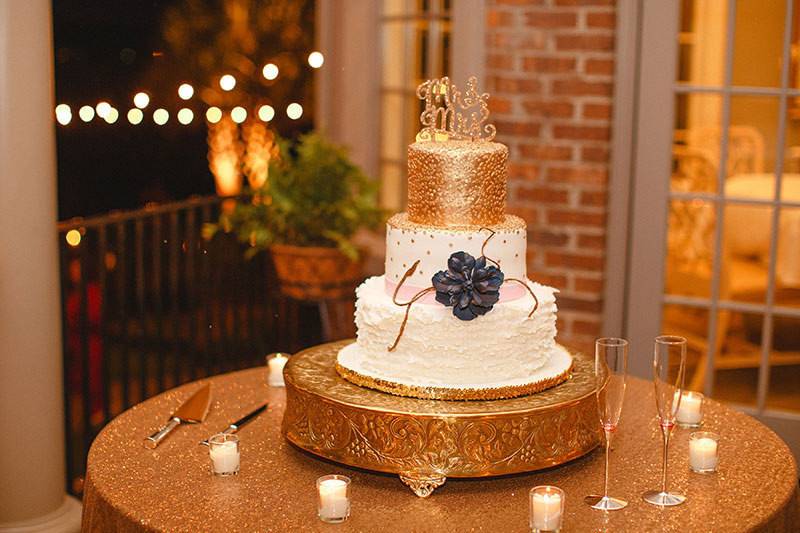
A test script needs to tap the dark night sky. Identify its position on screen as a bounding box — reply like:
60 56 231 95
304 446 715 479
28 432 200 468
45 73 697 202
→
52 0 314 220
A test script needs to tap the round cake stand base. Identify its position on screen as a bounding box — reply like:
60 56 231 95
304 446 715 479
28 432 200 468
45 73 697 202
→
281 340 601 497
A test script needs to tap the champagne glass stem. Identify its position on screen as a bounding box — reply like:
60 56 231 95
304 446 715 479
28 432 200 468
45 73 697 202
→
660 424 671 493
603 429 611 498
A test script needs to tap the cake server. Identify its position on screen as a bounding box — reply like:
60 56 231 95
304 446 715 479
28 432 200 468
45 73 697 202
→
144 383 212 449
199 403 268 446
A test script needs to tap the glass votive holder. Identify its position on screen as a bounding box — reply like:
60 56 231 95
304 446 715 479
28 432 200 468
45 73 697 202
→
529 485 564 533
208 433 240 476
266 353 289 387
689 431 719 473
317 475 351 523
676 391 704 428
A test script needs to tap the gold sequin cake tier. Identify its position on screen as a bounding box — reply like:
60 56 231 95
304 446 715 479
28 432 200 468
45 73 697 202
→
407 140 508 227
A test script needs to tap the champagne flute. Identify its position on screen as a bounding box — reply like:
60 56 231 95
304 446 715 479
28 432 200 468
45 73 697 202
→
643 335 687 507
584 338 629 511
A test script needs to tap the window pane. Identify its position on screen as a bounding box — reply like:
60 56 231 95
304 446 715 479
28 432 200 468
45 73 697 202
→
731 0 787 88
721 203 773 304
415 20 429 80
664 199 715 298
382 22 408 90
712 310 760 407
781 104 800 196
383 0 414 17
774 207 800 306
661 304 710 393
766 315 800 413
381 92 406 162
676 0 728 86
726 95 779 182
672 93 723 193
380 163 405 211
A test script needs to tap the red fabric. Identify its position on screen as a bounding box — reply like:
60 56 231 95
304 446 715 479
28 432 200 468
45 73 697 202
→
66 282 104 417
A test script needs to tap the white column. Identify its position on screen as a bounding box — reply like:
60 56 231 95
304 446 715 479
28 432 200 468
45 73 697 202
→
0 1 81 531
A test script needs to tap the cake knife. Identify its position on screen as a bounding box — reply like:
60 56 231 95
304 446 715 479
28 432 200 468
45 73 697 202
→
199 403 268 446
144 383 212 449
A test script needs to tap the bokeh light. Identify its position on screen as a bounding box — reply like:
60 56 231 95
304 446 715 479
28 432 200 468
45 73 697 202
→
133 92 150 109
78 105 95 122
96 101 111 118
308 51 324 69
219 74 236 91
104 107 119 124
177 108 194 125
262 63 279 80
231 106 247 124
127 108 143 125
257 104 275 122
153 108 169 125
286 103 303 120
65 229 81 247
206 107 222 124
178 83 194 100
55 104 72 125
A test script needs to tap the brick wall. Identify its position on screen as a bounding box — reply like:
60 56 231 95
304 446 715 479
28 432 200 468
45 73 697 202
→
486 0 615 353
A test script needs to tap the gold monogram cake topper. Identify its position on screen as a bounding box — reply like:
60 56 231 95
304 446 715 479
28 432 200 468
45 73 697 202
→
416 76 496 142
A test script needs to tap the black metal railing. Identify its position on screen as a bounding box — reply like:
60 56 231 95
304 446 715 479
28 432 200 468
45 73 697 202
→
58 196 325 494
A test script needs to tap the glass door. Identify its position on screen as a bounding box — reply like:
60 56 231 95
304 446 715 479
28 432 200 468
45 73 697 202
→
627 0 800 459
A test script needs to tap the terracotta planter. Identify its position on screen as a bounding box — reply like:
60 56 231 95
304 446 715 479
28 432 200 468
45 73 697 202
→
270 244 363 301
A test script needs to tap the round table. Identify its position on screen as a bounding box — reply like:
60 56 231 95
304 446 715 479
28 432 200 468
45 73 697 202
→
82 366 799 532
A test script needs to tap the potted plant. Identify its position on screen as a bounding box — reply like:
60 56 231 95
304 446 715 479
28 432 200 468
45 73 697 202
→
205 132 384 300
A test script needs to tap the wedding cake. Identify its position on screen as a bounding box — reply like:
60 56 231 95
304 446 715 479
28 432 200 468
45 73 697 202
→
336 77 572 400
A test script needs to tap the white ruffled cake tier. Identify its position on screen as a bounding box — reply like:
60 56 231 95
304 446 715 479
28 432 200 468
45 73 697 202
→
336 275 570 400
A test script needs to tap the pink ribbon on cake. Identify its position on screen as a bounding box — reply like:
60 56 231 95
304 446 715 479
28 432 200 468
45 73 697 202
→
385 278 528 304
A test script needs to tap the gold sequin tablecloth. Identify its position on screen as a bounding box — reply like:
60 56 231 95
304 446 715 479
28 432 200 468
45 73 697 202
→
82 366 799 532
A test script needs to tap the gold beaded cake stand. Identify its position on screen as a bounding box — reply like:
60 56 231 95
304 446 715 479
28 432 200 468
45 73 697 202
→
281 340 601 497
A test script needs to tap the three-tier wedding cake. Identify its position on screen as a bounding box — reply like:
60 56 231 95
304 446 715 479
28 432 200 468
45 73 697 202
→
336 77 573 400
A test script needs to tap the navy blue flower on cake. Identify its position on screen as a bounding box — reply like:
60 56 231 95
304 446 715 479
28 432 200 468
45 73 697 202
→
431 251 504 321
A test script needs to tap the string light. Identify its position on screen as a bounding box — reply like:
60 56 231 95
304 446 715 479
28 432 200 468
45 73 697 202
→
55 104 72 125
286 103 303 120
153 108 169 125
206 107 222 124
178 83 194 100
133 92 150 109
104 107 119 124
262 63 279 80
308 51 324 69
127 108 143 125
219 74 236 91
65 229 81 247
257 104 275 122
96 101 111 118
177 108 194 125
231 106 247 124
79 105 95 122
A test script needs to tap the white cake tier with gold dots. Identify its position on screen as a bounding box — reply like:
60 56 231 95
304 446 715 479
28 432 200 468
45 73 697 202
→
336 275 560 396
385 213 527 296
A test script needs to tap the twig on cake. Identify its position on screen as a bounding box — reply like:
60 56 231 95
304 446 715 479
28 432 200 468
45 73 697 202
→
478 227 500 268
389 260 436 351
504 278 539 318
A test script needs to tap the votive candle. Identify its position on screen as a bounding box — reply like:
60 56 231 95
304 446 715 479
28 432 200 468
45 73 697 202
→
208 433 239 476
529 486 564 532
267 353 289 387
317 475 351 523
676 391 704 427
689 431 719 473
